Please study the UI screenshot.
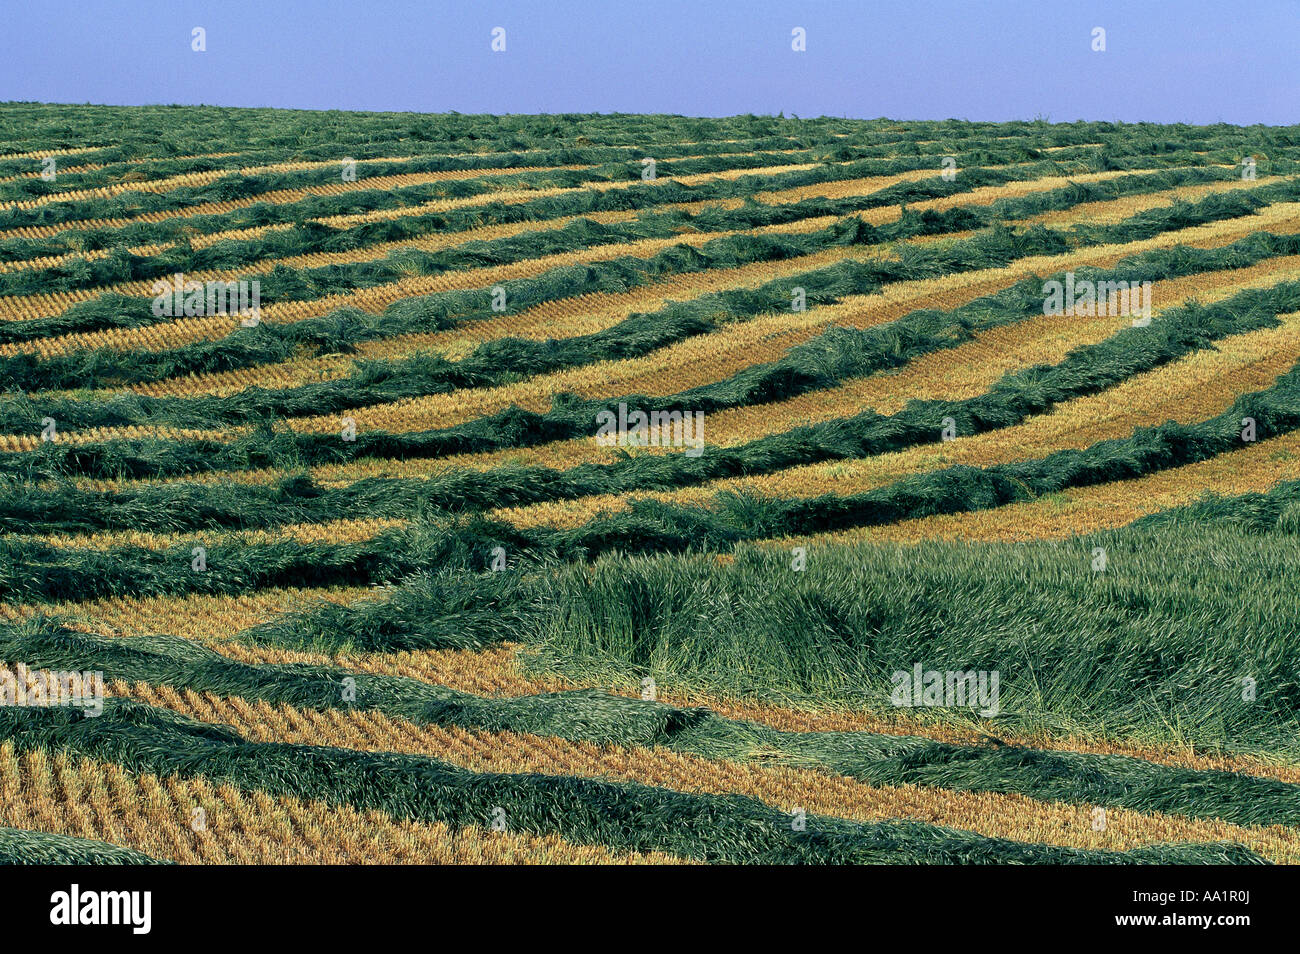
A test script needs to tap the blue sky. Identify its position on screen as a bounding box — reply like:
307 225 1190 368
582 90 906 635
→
2 0 1297 123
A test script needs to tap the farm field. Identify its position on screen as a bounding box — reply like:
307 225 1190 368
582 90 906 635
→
1 104 1299 865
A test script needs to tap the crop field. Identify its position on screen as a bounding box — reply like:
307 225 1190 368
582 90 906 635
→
2 103 1300 866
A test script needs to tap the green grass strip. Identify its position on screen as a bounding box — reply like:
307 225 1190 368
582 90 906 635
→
0 826 168 865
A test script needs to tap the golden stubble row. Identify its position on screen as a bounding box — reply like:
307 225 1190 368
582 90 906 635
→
0 164 1245 433
0 158 908 281
0 161 1144 348
0 159 992 349
435 271 1163 486
273 202 1300 441
42 199 1300 480
0 217 886 449
0 166 592 248
0 170 589 277
0 153 543 211
1024 174 1274 227
0 159 822 304
0 149 250 187
5 577 1297 788
490 274 1300 528
813 429 1300 544
0 148 818 279
0 584 372 642
211 639 1300 786
120 685 1300 863
0 138 770 240
23 514 405 553
124 243 891 401
9 194 1300 458
0 744 688 864
0 143 799 234
733 307 1300 501
335 240 1300 509
0 209 847 363
104 168 1172 399
0 163 1146 355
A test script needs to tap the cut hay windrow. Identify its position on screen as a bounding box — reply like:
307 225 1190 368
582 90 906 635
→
0 585 373 643
838 430 1300 544
2 584 1289 788
59 168 1181 396
7 224 1300 493
434 250 1300 484
0 145 992 266
0 159 1226 338
0 220 873 428
0 182 790 322
0 137 826 209
116 244 889 400
0 744 689 865
0 154 1089 340
2 700 1262 864
0 127 1172 250
0 153 533 211
117 685 1300 864
0 148 823 232
15 349 1300 606
5 184 1268 454
210 639 1300 787
12 254 1300 541
504 286 1300 527
0 162 922 281
4 619 1299 831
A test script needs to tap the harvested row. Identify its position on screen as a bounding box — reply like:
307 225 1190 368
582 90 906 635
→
396 252 1285 480
6 701 1250 863
207 641 1300 787
0 158 1034 343
828 429 1300 544
0 158 821 287
1022 173 1264 226
25 514 405 552
0 153 513 210
93 169 1189 398
0 150 255 186
0 165 1184 350
0 154 898 279
489 278 1300 529
6 575 1300 793
5 570 1299 789
0 166 1251 417
22 202 1300 475
0 147 100 162
741 308 1300 498
16 361 1300 606
697 252 1300 436
0 744 686 864
0 585 372 643
279 204 1300 439
0 168 593 246
0 149 827 280
11 283 1300 571
0 210 849 359
10 615 1299 837
126 243 890 399
120 684 1300 864
0 160 1201 350
5 576 1296 789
